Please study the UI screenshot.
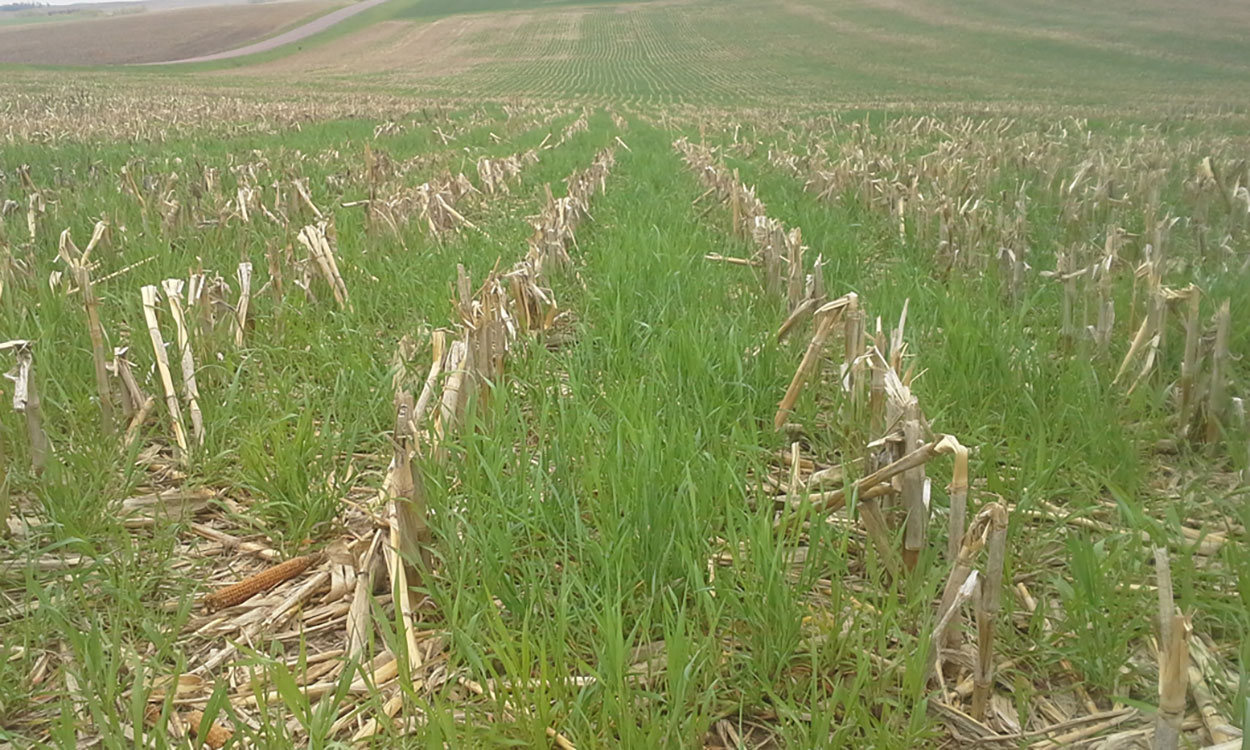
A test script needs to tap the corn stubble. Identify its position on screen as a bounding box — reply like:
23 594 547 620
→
677 117 1246 747
0 90 1245 750
677 134 1018 727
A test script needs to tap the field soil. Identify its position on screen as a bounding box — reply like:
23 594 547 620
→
226 12 528 79
0 0 341 65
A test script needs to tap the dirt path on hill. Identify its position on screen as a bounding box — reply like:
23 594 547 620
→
154 0 392 64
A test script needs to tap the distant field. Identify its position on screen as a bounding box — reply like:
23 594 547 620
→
0 7 123 28
218 0 1250 110
0 0 341 65
5 0 1249 111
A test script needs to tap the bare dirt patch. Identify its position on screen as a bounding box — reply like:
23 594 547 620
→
225 11 534 81
774 0 940 49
